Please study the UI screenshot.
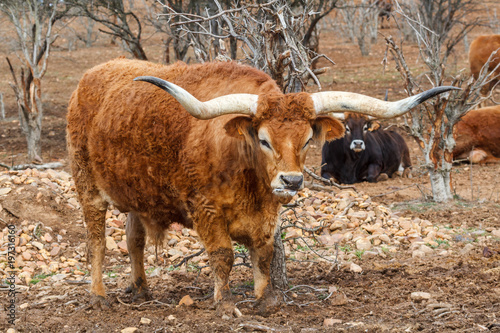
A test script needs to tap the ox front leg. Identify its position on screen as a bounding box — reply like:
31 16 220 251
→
197 220 236 316
367 163 384 182
125 212 152 302
206 244 235 316
249 240 280 317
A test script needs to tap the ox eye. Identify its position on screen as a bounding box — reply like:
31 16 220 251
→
345 125 351 133
260 139 272 150
303 138 313 149
363 124 368 131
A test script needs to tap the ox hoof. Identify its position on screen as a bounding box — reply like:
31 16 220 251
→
402 168 412 178
253 295 280 317
90 294 111 310
215 300 242 318
376 173 389 182
125 284 152 302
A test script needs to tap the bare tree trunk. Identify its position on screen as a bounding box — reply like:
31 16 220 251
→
270 223 288 291
0 93 4 120
25 116 42 163
85 16 95 47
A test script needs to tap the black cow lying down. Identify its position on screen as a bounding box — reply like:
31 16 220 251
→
321 113 411 184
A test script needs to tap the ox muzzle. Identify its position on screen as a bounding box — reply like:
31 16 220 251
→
272 172 304 198
350 139 366 153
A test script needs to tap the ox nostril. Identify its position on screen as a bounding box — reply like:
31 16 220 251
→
280 175 304 190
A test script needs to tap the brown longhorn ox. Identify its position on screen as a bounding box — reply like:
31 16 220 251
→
66 58 456 316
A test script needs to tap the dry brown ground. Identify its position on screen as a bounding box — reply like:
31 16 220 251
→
1 8 500 333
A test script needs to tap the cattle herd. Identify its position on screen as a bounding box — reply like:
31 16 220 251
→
65 34 499 316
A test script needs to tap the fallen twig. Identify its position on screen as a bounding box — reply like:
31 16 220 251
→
0 162 64 171
303 166 357 190
174 248 205 268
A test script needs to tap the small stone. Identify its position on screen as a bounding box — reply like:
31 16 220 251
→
140 317 152 325
178 295 194 306
117 240 128 254
19 303 29 310
460 243 475 255
324 318 342 327
491 229 500 238
349 263 363 273
106 236 118 250
0 187 12 195
419 245 434 254
22 251 32 261
329 220 345 231
50 246 60 257
67 197 80 208
32 241 44 250
6 328 17 333
51 274 67 282
412 250 425 258
121 328 138 333
44 233 53 243
355 238 371 251
362 251 378 259
167 315 176 321
411 292 431 302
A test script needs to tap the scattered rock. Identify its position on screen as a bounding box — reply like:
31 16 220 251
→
178 295 194 306
32 241 44 250
121 328 138 333
140 317 151 325
324 318 342 327
106 237 118 251
355 238 372 251
491 229 500 238
460 243 475 255
0 187 12 195
411 292 431 302
349 263 363 273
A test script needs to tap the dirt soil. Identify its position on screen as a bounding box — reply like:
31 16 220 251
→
1 8 500 333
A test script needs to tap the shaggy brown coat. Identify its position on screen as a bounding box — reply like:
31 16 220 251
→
453 105 500 164
469 34 500 96
66 58 343 315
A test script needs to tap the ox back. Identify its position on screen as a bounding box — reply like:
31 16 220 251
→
321 114 411 184
469 34 500 96
453 105 500 164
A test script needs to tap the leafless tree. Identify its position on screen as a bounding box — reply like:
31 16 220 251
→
141 0 202 63
67 0 148 60
336 0 380 56
162 0 337 93
384 0 498 202
1 0 68 163
156 0 339 290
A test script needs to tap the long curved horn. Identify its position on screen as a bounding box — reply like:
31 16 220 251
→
134 76 259 119
311 86 461 119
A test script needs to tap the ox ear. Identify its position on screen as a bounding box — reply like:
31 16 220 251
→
224 116 254 140
368 121 381 132
313 116 345 142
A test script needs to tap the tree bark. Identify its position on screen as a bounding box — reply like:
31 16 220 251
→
270 223 288 291
429 170 453 202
